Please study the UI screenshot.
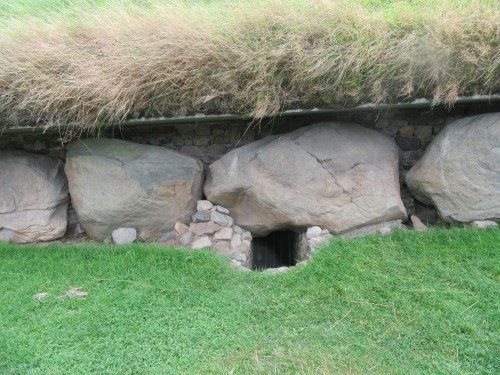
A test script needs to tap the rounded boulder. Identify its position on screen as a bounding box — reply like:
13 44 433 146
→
204 122 407 236
65 138 203 241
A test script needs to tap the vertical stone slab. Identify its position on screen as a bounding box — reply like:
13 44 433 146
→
0 151 68 243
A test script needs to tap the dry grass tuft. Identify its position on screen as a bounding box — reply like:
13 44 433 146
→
0 0 499 132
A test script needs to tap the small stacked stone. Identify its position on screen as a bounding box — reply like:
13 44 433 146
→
161 200 252 269
306 226 333 250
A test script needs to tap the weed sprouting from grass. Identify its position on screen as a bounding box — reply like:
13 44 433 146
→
0 0 499 134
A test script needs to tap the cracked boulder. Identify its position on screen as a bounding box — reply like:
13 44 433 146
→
0 151 68 243
406 113 500 222
204 122 407 236
65 139 203 241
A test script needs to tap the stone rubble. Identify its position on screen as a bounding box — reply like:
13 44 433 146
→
165 200 253 269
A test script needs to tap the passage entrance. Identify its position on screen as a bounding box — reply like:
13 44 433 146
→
251 230 298 270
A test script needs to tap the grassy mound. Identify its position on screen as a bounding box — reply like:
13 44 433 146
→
1 228 499 373
0 0 499 131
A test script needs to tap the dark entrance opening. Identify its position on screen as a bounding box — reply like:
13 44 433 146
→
252 230 298 270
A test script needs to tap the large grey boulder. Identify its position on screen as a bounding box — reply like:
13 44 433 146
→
0 151 68 243
204 122 407 236
65 139 203 241
406 113 500 222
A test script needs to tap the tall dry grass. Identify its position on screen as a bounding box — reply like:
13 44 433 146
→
0 0 499 131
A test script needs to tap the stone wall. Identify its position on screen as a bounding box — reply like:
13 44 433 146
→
1 101 499 231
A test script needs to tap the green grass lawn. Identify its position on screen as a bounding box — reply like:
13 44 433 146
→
1 228 498 374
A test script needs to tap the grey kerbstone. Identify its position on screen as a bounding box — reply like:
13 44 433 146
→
407 113 500 222
112 228 137 245
205 122 406 236
0 151 68 243
65 139 203 241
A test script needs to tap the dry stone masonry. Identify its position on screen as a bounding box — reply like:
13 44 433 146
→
0 104 498 267
158 200 253 269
